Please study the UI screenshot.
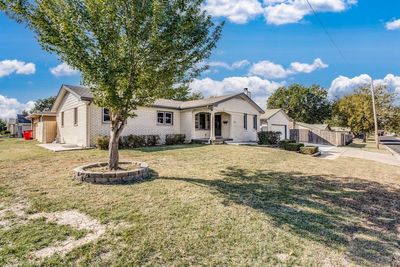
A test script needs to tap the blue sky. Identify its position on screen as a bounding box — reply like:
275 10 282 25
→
1 0 400 118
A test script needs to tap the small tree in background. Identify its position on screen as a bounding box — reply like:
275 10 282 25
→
0 119 6 131
3 0 223 170
332 86 399 141
30 96 56 114
267 84 331 124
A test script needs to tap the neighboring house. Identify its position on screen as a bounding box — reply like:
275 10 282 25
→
293 122 331 131
260 109 291 140
27 111 57 143
6 114 31 137
49 85 265 147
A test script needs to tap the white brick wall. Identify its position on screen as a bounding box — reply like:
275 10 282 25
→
89 105 182 146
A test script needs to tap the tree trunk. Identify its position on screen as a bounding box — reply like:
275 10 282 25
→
362 133 367 143
108 115 126 170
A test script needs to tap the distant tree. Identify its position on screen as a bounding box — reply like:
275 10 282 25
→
332 85 398 141
0 118 6 131
173 89 204 101
21 110 29 116
334 92 373 142
267 84 331 124
3 0 222 170
29 96 56 114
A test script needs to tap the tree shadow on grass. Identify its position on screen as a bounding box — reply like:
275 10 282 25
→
163 168 400 266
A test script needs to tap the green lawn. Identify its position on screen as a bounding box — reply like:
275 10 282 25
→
348 138 390 154
0 139 399 266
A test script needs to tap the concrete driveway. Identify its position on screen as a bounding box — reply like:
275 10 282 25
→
317 143 400 167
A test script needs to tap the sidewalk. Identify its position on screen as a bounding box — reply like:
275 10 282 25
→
320 146 400 167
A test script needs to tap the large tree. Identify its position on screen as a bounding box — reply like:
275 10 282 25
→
332 85 399 141
3 0 223 170
267 84 331 124
29 96 56 114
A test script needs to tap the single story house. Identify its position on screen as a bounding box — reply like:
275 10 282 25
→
49 85 266 147
260 109 291 140
6 114 31 137
27 111 57 143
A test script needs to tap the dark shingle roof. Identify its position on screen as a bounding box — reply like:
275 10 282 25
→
60 85 264 112
17 114 31 124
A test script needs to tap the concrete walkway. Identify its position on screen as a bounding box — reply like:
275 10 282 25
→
320 146 400 166
37 143 93 152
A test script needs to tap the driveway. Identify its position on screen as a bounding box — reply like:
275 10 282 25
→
318 144 400 167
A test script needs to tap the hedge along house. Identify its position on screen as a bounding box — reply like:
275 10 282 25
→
260 109 292 140
50 85 265 147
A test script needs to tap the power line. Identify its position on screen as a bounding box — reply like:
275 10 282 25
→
304 0 348 64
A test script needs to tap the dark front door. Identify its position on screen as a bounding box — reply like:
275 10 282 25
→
215 115 222 137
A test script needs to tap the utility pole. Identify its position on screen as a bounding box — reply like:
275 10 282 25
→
370 78 379 149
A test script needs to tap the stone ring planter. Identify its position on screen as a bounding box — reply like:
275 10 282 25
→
73 161 150 184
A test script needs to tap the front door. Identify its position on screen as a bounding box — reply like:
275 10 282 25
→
215 115 222 137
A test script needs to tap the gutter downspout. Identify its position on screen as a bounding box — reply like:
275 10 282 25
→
86 102 91 147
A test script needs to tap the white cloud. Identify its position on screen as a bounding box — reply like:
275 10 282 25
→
203 0 356 25
190 76 284 108
385 19 400 30
208 59 250 70
328 74 400 99
264 0 357 25
0 95 35 120
203 0 264 24
50 63 79 77
249 58 328 79
0 60 36 77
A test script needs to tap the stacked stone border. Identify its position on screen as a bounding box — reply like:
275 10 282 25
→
73 161 150 184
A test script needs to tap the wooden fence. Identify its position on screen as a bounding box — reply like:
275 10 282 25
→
290 129 352 146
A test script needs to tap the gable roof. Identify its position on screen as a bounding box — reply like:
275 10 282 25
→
51 84 265 113
17 114 31 124
260 109 291 121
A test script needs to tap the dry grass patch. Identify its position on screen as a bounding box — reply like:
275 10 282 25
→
0 139 399 266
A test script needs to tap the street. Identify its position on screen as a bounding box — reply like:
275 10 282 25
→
380 136 400 154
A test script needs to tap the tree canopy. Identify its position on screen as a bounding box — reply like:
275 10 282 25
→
267 84 331 124
29 96 56 114
332 86 399 137
0 119 6 131
3 0 223 169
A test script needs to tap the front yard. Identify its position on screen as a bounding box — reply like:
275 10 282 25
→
0 139 399 266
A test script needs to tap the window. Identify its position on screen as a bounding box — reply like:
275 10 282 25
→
253 115 257 130
244 114 247 129
74 108 78 126
157 111 173 125
61 112 64 127
195 113 210 130
103 108 111 123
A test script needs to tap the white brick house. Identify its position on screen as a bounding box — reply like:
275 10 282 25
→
50 85 265 147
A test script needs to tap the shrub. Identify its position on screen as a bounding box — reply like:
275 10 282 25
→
95 135 109 150
119 135 146 148
257 131 281 145
300 146 319 155
283 142 304 151
165 134 186 145
4 130 10 135
278 139 296 149
146 135 160 146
